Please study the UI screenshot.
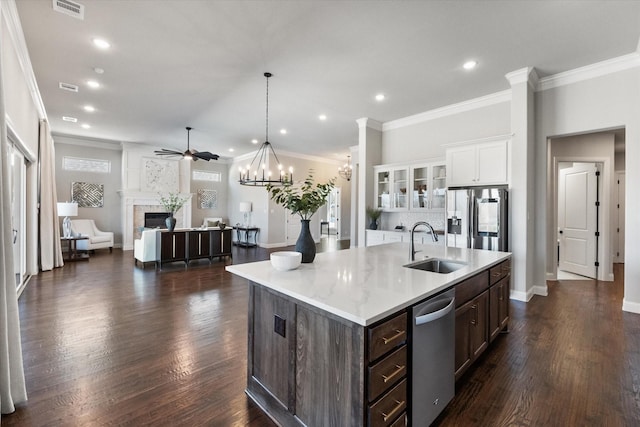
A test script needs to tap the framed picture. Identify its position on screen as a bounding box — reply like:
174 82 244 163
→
198 189 217 209
71 182 104 208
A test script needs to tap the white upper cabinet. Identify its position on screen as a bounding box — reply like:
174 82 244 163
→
375 166 409 211
374 161 445 212
446 140 509 187
410 162 446 211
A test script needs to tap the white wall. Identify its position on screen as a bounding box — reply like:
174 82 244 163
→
54 138 124 245
382 101 511 163
535 66 640 312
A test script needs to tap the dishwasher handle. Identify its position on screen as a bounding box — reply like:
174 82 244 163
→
415 297 455 325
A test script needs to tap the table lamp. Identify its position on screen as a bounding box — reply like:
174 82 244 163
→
239 202 252 226
57 202 78 238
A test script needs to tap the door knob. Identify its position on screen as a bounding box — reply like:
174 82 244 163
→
559 230 563 234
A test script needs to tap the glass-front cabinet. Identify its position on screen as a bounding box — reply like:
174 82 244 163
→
375 161 445 211
411 162 446 210
375 166 409 210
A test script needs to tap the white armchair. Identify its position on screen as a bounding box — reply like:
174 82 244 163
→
134 229 158 267
70 219 114 253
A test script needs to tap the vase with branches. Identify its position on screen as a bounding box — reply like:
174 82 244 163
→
267 171 335 262
366 206 383 230
158 192 189 231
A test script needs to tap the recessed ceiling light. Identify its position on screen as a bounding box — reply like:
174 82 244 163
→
83 105 95 112
280 129 287 135
87 80 100 89
319 114 327 121
375 94 385 101
251 139 259 144
463 60 478 70
228 148 234 152
92 38 111 49
62 116 78 122
81 123 91 129
93 67 105 74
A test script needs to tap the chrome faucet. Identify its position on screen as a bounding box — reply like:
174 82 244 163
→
410 221 438 261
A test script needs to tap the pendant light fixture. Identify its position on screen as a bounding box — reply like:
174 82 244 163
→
338 155 353 181
239 72 293 186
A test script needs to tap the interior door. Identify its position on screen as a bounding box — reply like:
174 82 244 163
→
614 172 625 263
558 162 598 278
286 210 301 246
327 187 340 238
10 144 26 289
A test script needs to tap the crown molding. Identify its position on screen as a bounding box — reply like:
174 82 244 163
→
356 118 383 131
52 132 123 150
441 133 514 148
537 52 640 92
505 67 539 89
2 0 47 120
382 90 511 132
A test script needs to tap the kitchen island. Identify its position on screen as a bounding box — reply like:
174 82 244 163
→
226 243 510 426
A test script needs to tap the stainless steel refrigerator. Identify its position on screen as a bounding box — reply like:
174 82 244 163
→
446 187 508 251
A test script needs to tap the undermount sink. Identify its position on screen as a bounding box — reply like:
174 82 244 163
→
404 258 466 274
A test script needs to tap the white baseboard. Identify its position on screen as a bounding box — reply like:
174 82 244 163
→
509 290 532 302
260 242 288 249
532 284 548 297
622 299 640 314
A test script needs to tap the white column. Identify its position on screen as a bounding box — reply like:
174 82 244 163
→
505 67 539 301
356 118 382 247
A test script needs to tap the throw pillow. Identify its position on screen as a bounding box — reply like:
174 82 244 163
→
207 220 219 227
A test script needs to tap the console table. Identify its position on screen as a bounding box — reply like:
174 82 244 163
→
156 228 232 268
233 226 259 247
61 236 90 262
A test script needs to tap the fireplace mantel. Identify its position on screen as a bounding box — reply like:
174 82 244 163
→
118 190 192 250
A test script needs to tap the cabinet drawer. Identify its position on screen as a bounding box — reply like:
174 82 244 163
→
455 271 488 308
389 412 407 427
502 259 511 276
369 312 407 362
368 345 407 402
489 265 503 285
368 379 407 427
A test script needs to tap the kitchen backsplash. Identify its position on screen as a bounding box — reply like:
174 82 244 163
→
379 211 446 231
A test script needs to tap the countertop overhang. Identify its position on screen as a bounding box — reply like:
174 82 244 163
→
226 243 510 326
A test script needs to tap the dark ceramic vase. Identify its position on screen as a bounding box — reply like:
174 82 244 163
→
166 215 177 231
370 220 378 230
296 219 316 263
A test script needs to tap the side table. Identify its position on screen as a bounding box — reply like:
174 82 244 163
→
233 226 259 247
61 236 90 261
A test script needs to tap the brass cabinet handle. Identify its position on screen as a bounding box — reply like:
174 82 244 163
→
381 399 405 422
382 329 405 345
382 364 405 383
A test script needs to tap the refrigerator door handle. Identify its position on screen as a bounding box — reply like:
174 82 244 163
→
467 190 474 249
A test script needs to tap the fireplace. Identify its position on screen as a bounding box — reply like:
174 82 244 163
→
145 212 171 228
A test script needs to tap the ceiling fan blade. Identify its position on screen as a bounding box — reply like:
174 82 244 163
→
193 151 219 161
154 148 182 155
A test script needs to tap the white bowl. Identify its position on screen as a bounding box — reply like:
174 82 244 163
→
270 251 302 271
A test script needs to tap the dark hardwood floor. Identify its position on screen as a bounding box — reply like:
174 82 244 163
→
3 245 639 426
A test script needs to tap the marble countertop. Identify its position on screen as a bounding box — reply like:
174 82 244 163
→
226 243 510 326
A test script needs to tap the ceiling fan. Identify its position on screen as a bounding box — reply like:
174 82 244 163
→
154 127 219 161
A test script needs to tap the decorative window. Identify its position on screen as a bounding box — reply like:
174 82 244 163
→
192 170 222 182
62 156 111 173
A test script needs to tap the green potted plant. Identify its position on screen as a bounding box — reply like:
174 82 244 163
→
366 206 383 230
267 171 335 263
158 192 189 231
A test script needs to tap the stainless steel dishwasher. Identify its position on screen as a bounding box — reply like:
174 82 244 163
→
410 288 455 426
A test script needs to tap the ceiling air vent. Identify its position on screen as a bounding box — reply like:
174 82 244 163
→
59 82 79 92
52 0 84 20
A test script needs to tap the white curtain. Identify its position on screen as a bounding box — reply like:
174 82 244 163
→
0 17 27 413
39 120 63 270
